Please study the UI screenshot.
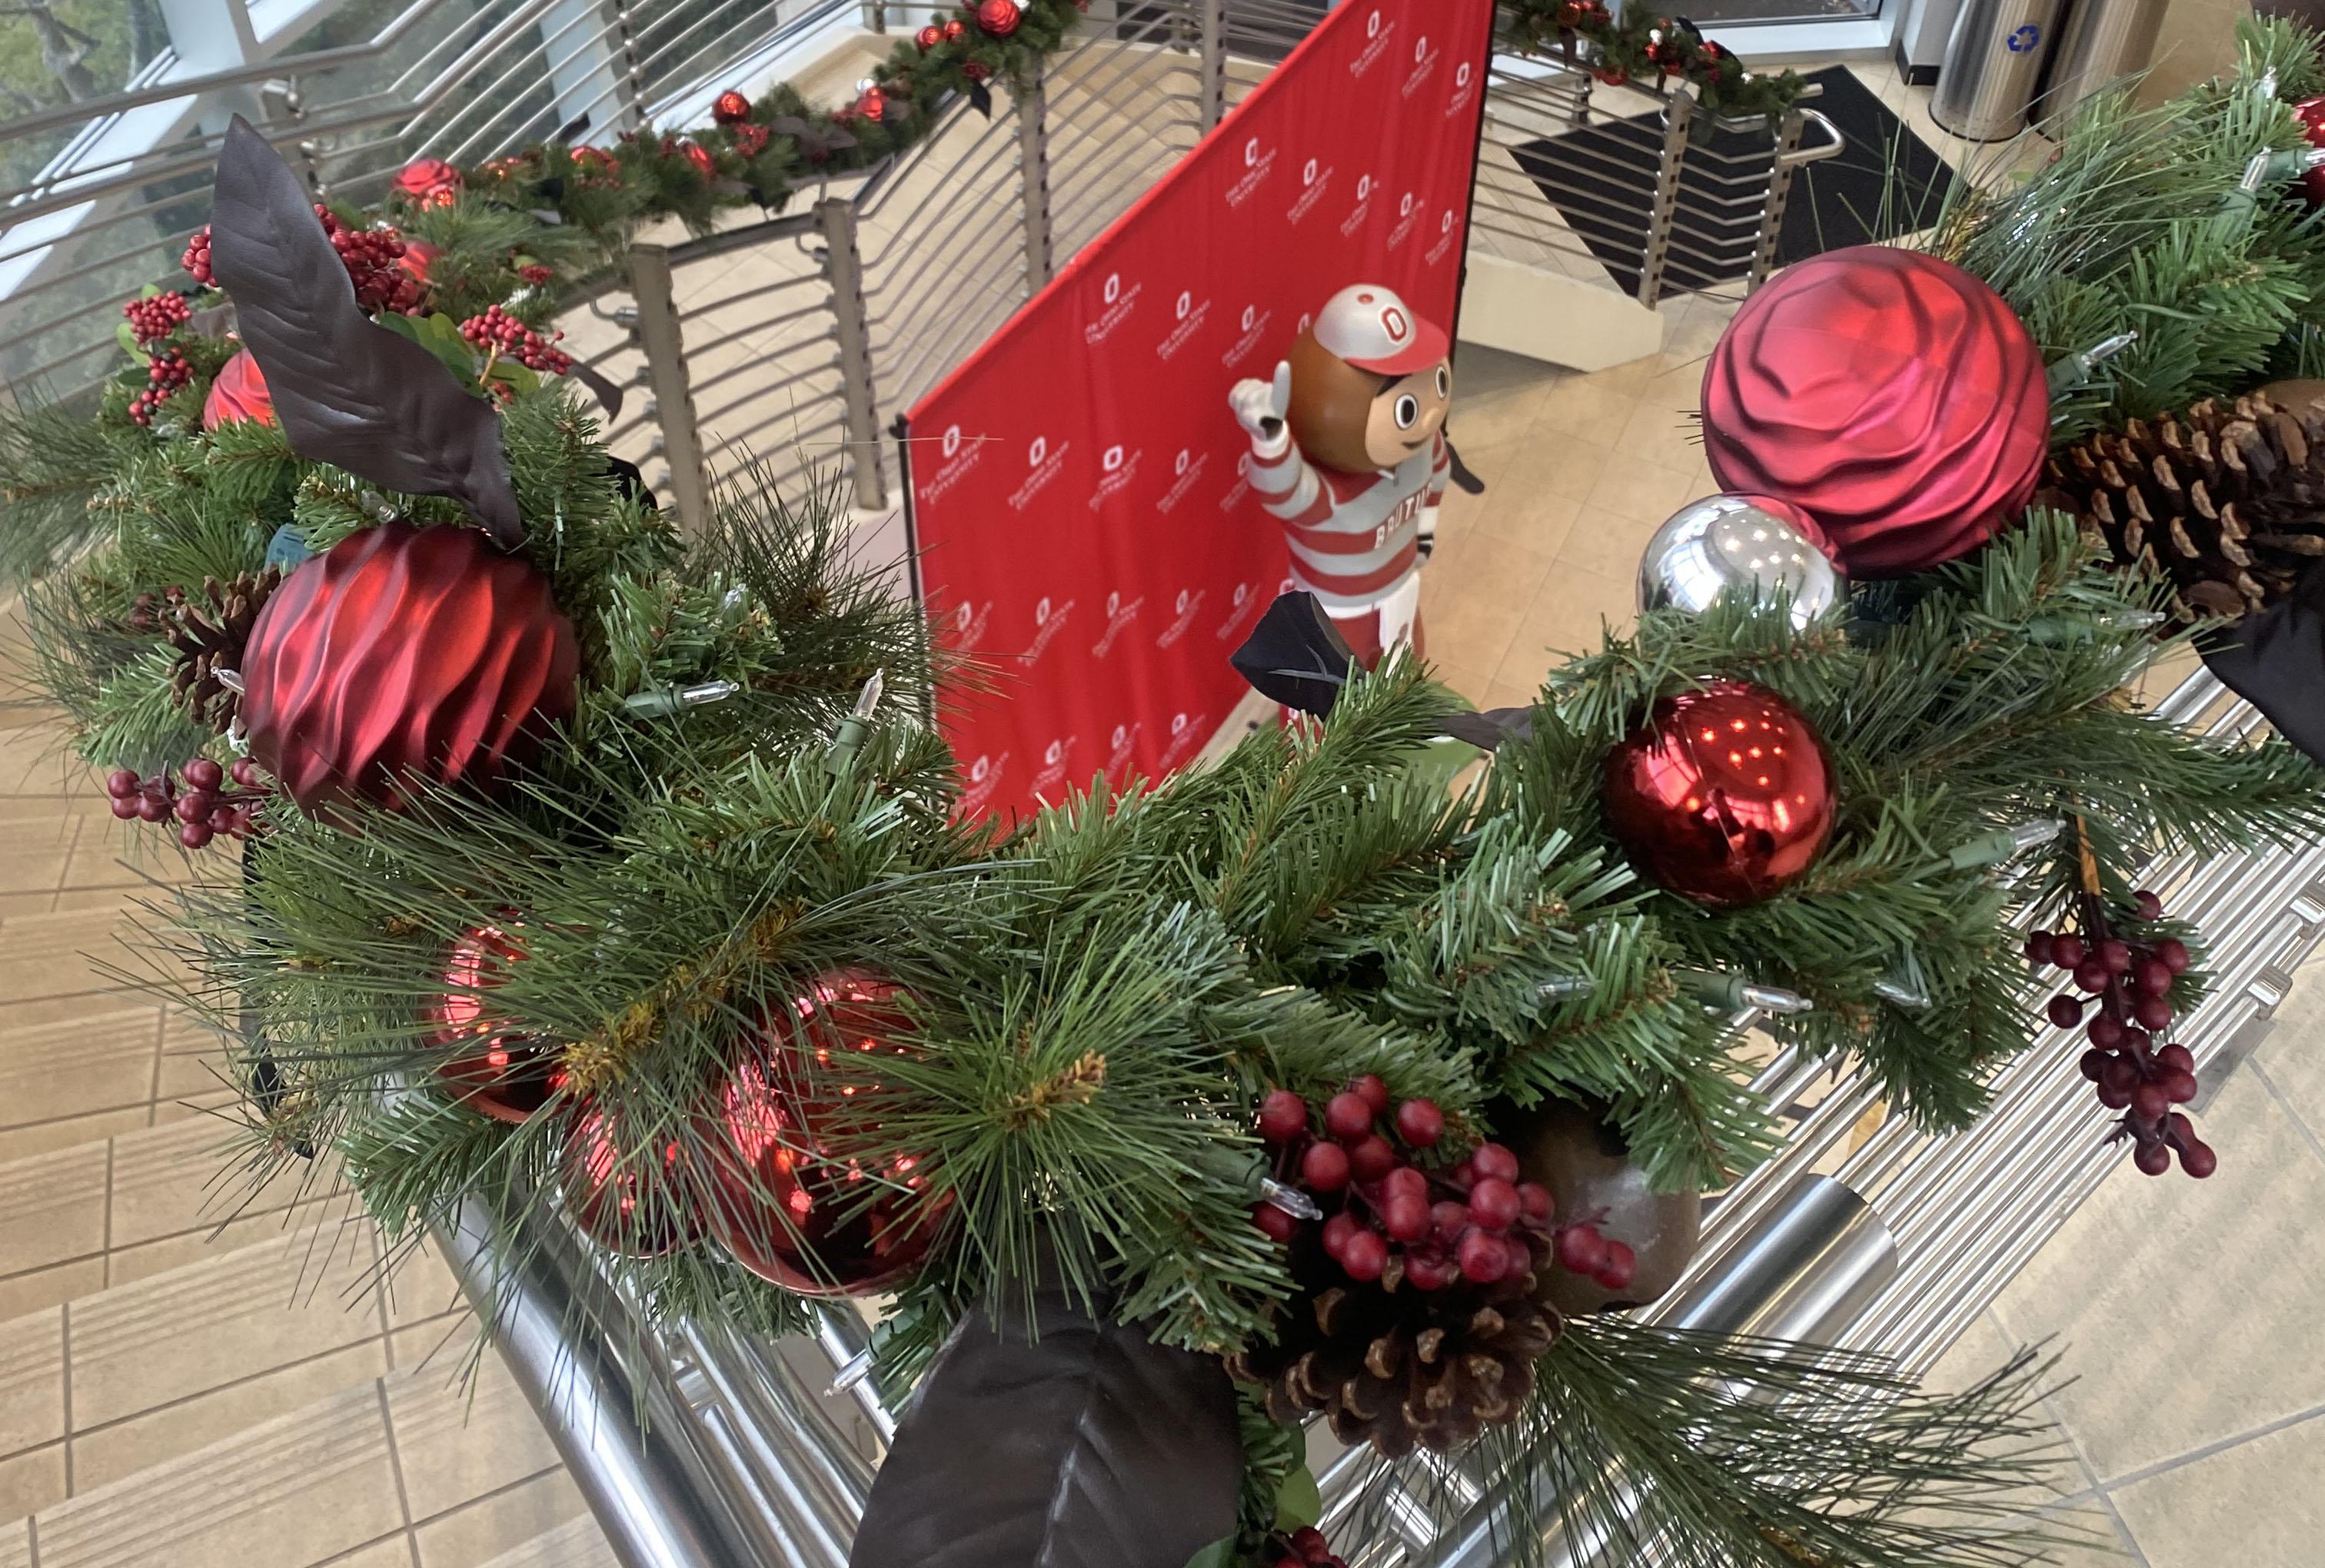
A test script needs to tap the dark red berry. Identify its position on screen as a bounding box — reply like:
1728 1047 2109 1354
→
1348 1134 1396 1182
1339 1230 1387 1281
1431 1201 1471 1241
1382 1192 1432 1242
2120 1027 2151 1054
1301 1141 1351 1193
2097 938 2130 975
2098 1058 2138 1095
105 768 141 798
182 756 224 791
174 790 212 825
1595 1239 1637 1291
2132 995 2171 1031
2050 933 2085 969
2157 1043 2195 1075
1517 1181 1553 1224
1252 1202 1296 1242
230 757 262 789
2162 1070 2200 1105
2047 994 2083 1028
2095 1078 2134 1111
1289 1527 1330 1563
1404 1252 1454 1291
1382 1165 1429 1202
1457 1227 1509 1284
177 820 213 849
1468 1177 1521 1231
2134 889 2163 921
2154 938 2190 974
1349 1074 1390 1114
2077 1048 2107 1082
1554 1224 1608 1275
2178 1141 2217 1178
1394 1097 1445 1147
135 793 169 823
108 796 140 820
2132 1082 2170 1122
1256 1088 1308 1144
2024 930 2054 963
1322 1212 1361 1258
2087 1015 2124 1049
1470 1142 1520 1183
2133 1141 2172 1177
2072 959 2111 994
1322 1091 1373 1142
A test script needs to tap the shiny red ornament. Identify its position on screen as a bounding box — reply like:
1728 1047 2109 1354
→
201 349 274 430
677 139 715 178
856 85 886 122
941 16 966 38
712 89 753 125
391 156 461 208
2296 98 2325 207
560 1105 703 1257
697 969 949 1296
916 23 943 47
396 238 438 287
238 523 579 818
976 0 1021 35
1602 679 1836 907
1701 245 2047 578
427 921 565 1123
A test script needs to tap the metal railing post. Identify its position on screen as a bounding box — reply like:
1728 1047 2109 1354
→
1197 0 1226 131
1635 95 1693 307
1748 104 1809 293
1016 59 1054 295
626 243 713 533
817 196 889 510
603 0 647 135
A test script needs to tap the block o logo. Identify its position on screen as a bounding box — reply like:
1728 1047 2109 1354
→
1240 304 1256 331
1035 595 1053 626
1104 272 1121 304
1175 448 1191 475
1103 444 1124 473
1303 157 1319 186
1456 62 1472 88
942 424 960 458
1045 739 1064 766
970 755 990 783
1415 35 1428 60
1176 589 1192 614
1028 435 1047 467
1111 723 1130 750
1245 136 1261 166
1177 290 1193 320
1357 174 1372 201
1400 191 1415 217
954 603 973 633
1367 9 1381 36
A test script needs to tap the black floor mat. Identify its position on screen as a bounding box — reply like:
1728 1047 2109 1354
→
1508 65 1954 297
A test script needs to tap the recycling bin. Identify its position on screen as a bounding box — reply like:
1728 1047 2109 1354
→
1931 0 2067 141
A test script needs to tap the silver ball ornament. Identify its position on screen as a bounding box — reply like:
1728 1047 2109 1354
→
1636 493 1840 630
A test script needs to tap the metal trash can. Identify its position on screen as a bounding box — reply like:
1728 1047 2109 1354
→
2041 0 2169 122
1931 0 2067 141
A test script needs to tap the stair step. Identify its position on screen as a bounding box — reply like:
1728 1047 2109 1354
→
0 1332 575 1568
0 1108 356 1323
477 1512 618 1568
0 1214 471 1524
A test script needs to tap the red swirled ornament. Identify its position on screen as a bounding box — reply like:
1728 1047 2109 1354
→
1699 246 2047 578
1601 679 1836 907
238 523 579 817
392 156 462 208
201 349 274 430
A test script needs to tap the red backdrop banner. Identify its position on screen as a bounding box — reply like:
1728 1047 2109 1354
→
906 0 1495 819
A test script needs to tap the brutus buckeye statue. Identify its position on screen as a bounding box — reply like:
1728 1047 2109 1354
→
1230 284 1452 666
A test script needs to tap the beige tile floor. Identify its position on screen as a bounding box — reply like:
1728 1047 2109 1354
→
1 35 2317 1568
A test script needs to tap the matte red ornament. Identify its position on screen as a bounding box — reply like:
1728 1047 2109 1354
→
1700 245 2047 578
698 968 949 1296
1602 679 1835 906
976 0 1022 35
238 523 579 818
712 89 753 125
2297 98 2325 207
391 156 461 208
426 921 565 1123
560 1105 702 1257
201 349 274 430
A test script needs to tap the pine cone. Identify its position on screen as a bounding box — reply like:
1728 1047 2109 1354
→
166 567 280 729
1227 1233 1562 1458
2038 394 2325 624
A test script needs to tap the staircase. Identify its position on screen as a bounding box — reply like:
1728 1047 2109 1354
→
0 599 608 1567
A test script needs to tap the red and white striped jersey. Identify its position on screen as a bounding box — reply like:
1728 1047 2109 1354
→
1248 431 1449 613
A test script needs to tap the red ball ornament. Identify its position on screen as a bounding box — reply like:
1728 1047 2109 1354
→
1700 245 2047 578
201 349 273 430
976 0 1021 36
677 139 715 178
560 1105 703 1257
391 156 461 208
238 523 580 818
856 85 886 122
426 921 565 1123
916 23 943 47
396 238 437 287
712 89 753 125
1602 679 1836 906
2296 98 2325 207
697 969 950 1296
941 16 966 38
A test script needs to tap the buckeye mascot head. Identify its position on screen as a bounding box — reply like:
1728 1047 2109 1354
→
1286 283 1452 473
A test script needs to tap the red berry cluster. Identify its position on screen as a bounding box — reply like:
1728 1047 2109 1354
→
122 291 193 345
181 226 214 286
104 756 268 849
1252 1078 1635 1295
1266 1526 1345 1568
459 305 572 374
730 122 771 159
128 349 194 427
571 145 619 186
963 59 993 82
314 204 423 314
517 263 554 286
2031 889 2214 1179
